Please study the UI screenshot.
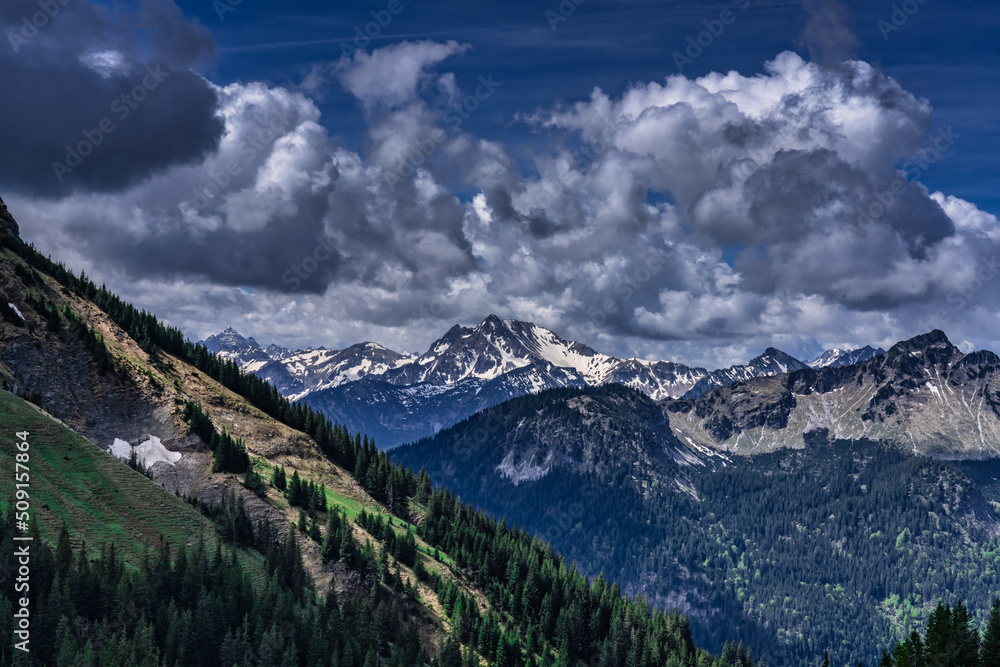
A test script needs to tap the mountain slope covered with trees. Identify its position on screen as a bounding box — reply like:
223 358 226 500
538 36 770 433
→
392 385 1000 665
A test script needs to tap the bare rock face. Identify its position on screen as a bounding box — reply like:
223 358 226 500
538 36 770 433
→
668 330 1000 458
1 332 185 452
0 195 20 238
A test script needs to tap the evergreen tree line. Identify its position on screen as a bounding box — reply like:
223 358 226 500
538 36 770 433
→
124 449 154 479
430 570 525 667
355 510 418 569
180 400 250 474
415 483 736 667
191 489 259 551
283 469 328 513
22 290 63 333
12 283 115 375
209 430 250 475
718 640 765 667
243 467 269 497
63 309 114 375
878 598 1000 667
0 509 433 667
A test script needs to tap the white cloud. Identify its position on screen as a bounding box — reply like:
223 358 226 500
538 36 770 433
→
336 40 471 110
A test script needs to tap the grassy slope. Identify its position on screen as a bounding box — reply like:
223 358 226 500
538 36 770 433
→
0 389 254 567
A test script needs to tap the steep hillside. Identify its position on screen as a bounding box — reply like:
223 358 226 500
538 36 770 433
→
392 384 718 494
0 228 466 657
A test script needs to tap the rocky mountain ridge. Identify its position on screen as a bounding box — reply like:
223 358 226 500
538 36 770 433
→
668 330 1000 457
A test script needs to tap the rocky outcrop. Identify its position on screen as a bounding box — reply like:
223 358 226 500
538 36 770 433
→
0 195 20 238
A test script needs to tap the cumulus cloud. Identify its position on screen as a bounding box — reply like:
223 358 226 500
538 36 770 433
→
335 40 471 110
6 29 1000 367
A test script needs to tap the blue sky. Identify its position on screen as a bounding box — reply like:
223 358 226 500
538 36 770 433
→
2 0 999 367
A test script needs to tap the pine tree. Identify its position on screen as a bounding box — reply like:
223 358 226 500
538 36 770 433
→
288 471 303 506
55 522 73 571
924 602 952 658
273 465 287 491
951 599 980 665
321 512 341 563
981 597 1000 665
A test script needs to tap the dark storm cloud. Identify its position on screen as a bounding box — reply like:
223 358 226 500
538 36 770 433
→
0 0 223 196
742 148 953 250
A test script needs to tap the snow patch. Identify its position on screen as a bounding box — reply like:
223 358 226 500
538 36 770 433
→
111 436 182 467
496 449 555 485
7 303 24 321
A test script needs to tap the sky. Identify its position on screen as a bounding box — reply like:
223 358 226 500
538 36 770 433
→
1 0 998 368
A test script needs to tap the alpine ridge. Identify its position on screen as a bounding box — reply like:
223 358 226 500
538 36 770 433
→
807 345 886 369
668 330 1000 457
205 315 714 446
681 347 810 399
206 317 885 447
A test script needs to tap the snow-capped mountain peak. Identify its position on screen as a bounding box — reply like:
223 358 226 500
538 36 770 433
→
201 328 270 367
205 318 870 445
809 345 886 369
381 315 667 390
264 343 291 360
202 315 715 410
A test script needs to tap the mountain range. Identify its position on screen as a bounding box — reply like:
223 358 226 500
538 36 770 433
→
203 316 885 447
